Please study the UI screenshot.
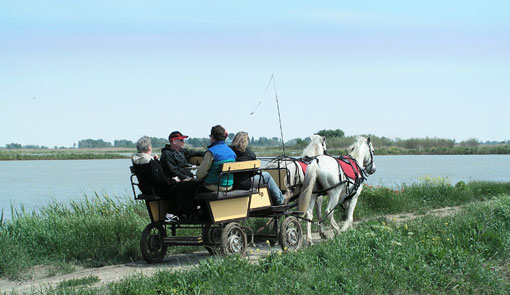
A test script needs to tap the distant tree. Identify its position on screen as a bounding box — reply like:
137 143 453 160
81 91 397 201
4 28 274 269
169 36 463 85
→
6 143 22 149
317 129 344 138
460 138 479 147
23 145 42 149
78 139 112 148
150 137 168 148
114 139 135 148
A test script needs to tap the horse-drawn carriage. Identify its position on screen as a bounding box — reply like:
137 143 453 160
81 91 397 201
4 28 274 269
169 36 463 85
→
130 157 304 263
130 135 376 263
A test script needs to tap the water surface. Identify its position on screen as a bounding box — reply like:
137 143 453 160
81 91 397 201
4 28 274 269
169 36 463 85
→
1 155 509 220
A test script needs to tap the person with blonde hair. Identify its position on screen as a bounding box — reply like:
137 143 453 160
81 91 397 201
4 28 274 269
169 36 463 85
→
230 131 285 205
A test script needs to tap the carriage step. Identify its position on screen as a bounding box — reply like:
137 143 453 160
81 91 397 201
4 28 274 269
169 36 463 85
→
163 236 203 245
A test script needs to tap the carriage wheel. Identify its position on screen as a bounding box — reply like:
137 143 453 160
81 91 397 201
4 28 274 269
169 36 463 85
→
220 222 247 256
279 216 303 251
202 226 221 255
140 223 168 263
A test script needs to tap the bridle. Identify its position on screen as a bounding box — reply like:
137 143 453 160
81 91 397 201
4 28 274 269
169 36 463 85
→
362 139 375 175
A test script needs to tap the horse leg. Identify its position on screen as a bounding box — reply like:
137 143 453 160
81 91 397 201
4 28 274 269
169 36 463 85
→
326 189 342 235
305 195 316 245
316 195 329 240
341 192 360 231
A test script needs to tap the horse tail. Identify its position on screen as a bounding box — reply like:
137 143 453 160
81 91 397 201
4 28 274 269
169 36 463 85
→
297 160 318 216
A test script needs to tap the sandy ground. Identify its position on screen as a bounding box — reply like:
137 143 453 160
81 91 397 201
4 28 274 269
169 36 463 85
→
0 206 464 294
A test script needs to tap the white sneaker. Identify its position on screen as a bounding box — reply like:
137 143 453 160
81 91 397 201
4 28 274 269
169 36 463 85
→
165 213 179 223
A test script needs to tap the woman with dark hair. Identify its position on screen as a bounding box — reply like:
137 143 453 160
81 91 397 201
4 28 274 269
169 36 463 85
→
196 125 237 192
230 131 285 205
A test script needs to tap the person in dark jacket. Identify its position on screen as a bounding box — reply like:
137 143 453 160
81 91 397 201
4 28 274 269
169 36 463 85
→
132 136 196 218
132 136 178 196
160 131 204 181
230 131 285 205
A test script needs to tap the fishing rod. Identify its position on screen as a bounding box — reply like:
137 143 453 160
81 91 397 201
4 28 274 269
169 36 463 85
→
250 74 286 157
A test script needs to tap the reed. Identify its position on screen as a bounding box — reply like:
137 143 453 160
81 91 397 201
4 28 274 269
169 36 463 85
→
40 197 510 294
1 181 510 283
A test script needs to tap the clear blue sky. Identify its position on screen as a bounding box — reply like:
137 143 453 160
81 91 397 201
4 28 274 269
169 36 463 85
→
1 0 509 147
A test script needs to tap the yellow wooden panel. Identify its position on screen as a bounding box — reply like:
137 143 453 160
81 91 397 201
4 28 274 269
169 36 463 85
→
222 160 260 171
267 168 288 191
148 200 171 222
209 197 249 222
250 187 272 209
188 156 203 165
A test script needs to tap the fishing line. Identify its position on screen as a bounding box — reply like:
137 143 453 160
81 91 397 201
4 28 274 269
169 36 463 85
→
250 74 286 156
249 74 274 115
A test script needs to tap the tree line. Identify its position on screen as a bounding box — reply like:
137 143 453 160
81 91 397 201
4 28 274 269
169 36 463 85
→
2 129 509 151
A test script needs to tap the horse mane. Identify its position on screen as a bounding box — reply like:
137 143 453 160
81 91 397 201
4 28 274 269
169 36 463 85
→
301 135 325 157
348 136 367 158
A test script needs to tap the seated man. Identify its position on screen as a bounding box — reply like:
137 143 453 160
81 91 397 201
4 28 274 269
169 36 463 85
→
132 136 196 218
160 131 204 181
196 125 236 192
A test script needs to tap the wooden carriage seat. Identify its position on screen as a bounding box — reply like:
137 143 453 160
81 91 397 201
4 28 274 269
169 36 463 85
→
267 168 289 192
194 160 270 222
130 166 171 223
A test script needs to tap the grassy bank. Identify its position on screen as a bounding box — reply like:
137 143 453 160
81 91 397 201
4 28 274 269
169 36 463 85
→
2 180 510 283
19 196 510 294
2 143 510 161
0 149 131 160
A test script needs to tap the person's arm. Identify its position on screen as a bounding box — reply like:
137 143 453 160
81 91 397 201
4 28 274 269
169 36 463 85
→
196 151 214 181
184 148 205 158
162 151 189 180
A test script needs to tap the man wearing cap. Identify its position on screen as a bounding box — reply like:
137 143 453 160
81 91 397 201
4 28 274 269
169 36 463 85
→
160 131 204 181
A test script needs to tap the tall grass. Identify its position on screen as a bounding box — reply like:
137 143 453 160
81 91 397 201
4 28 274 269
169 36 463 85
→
2 181 510 282
42 197 510 294
0 194 147 279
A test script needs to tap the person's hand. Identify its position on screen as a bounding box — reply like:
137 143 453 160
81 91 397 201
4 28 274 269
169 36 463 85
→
153 154 159 160
172 176 180 183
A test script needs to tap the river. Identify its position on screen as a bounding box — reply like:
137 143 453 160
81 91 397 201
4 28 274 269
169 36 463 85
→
1 155 509 220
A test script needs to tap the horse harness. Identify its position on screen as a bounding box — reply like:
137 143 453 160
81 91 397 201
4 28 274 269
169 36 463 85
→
312 155 369 207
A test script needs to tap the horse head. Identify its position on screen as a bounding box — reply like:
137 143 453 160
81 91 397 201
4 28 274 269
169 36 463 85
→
350 136 376 175
363 137 376 174
301 134 327 157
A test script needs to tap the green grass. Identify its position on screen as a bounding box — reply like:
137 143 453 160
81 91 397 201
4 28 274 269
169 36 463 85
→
354 178 510 220
0 150 128 160
56 275 100 289
28 196 510 294
2 181 510 291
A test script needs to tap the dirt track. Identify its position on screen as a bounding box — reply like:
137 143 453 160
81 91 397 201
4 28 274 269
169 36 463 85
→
0 206 463 294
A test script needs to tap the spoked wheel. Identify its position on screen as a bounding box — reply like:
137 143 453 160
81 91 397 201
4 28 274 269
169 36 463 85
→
279 216 303 251
202 226 222 255
140 223 168 263
220 222 247 256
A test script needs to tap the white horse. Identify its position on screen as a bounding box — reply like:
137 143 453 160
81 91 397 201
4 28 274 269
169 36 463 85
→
297 136 376 244
264 135 326 201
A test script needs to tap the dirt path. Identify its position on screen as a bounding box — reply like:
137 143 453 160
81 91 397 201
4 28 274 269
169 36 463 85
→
0 205 465 294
